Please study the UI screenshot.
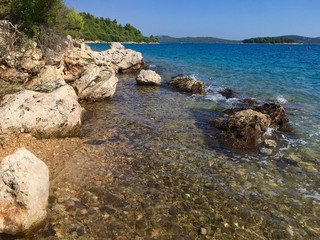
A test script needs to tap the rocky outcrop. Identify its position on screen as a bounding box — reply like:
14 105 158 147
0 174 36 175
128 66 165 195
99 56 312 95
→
0 85 85 137
102 42 145 73
168 75 206 95
136 70 161 86
25 65 66 92
74 65 118 101
212 102 289 149
0 148 49 235
64 42 145 81
218 109 272 149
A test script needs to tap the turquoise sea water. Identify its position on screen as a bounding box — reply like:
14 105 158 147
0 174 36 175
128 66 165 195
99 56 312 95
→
83 43 320 238
90 43 320 152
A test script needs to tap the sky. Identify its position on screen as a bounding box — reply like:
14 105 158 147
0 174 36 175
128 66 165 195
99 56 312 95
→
65 0 320 40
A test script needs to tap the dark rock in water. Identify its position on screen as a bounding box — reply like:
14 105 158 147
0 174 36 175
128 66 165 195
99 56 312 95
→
218 109 271 149
211 101 289 150
253 103 289 127
168 75 206 95
242 98 257 107
276 158 298 168
218 88 236 99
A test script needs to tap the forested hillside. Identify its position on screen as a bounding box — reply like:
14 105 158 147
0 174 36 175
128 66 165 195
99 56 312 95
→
0 0 157 42
80 12 158 42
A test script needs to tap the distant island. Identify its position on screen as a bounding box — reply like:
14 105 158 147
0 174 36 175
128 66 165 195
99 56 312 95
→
242 37 294 44
157 35 240 44
157 35 320 44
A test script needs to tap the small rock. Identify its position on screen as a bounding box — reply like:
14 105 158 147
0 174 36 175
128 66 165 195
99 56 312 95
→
80 209 88 215
264 139 277 148
260 148 273 155
200 227 207 235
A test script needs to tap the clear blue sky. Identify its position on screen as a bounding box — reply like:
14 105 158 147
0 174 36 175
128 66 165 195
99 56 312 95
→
65 0 320 40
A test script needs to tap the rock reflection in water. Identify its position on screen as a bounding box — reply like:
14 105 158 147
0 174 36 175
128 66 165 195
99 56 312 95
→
30 74 320 239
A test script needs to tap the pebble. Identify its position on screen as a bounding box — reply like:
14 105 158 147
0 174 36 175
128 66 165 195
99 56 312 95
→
200 227 207 235
80 209 88 215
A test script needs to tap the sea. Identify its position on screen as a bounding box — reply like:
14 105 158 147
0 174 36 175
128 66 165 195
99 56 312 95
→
83 43 320 239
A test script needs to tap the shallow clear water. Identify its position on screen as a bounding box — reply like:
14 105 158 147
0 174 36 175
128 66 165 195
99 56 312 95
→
65 43 320 239
90 43 320 151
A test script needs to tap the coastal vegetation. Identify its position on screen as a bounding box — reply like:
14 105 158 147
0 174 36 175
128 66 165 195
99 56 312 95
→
80 12 158 43
0 0 157 42
242 37 295 44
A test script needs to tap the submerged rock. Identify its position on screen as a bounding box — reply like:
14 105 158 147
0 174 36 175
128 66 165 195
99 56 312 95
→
168 75 206 95
74 65 118 101
136 70 161 86
0 148 49 235
0 85 85 137
218 88 236 99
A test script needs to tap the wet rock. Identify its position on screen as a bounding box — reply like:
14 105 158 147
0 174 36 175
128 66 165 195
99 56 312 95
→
260 147 273 155
136 70 161 86
214 102 289 149
0 85 85 137
0 148 49 235
253 103 289 127
218 88 236 99
74 65 118 101
264 139 277 149
168 75 206 95
218 109 271 148
25 65 66 92
242 98 257 107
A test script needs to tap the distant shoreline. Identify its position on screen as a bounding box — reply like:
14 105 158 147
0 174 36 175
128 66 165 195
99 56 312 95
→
85 41 159 44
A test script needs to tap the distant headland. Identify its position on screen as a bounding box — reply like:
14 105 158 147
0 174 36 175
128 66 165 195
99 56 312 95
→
156 35 320 44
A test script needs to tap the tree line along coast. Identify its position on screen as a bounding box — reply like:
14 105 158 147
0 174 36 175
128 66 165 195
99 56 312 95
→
0 0 158 43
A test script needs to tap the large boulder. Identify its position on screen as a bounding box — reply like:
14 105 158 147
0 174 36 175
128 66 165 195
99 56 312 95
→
102 42 145 73
74 65 118 101
0 85 85 137
25 65 66 92
136 70 161 86
218 109 272 149
0 148 49 235
168 75 206 95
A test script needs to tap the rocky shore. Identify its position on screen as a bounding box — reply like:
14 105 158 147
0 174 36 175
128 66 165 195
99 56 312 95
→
0 20 147 237
0 20 294 239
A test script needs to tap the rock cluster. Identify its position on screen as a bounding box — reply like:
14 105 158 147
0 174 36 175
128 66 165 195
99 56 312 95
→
0 26 148 236
0 148 49 235
168 75 206 95
212 102 289 150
